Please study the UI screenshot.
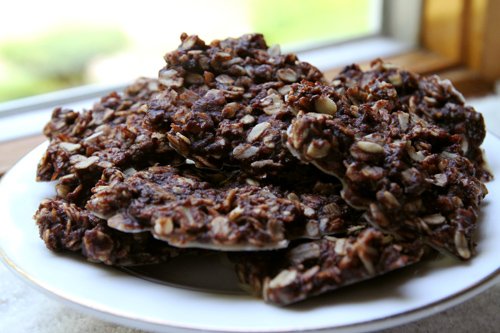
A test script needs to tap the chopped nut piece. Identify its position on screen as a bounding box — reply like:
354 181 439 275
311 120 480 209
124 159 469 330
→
357 141 384 153
277 68 299 83
59 142 81 152
267 44 281 57
267 269 298 289
287 242 321 264
233 144 260 159
247 122 271 142
159 69 184 88
314 96 338 115
306 139 331 158
454 230 471 259
423 214 446 225
74 156 99 169
155 216 174 235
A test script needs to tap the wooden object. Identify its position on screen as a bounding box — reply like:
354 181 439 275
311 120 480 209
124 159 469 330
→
421 0 500 82
0 134 46 177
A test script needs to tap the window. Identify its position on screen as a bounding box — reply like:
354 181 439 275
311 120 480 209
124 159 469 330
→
0 0 383 103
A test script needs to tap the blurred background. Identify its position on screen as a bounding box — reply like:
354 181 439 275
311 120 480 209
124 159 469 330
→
0 0 380 102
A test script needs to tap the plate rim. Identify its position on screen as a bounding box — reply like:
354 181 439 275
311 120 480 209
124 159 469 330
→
1 136 500 333
3 245 500 333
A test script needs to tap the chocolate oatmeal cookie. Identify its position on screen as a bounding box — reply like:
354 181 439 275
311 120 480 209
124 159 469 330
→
86 164 358 250
285 81 487 259
37 78 184 205
335 59 490 180
35 197 180 265
146 33 324 177
236 226 429 305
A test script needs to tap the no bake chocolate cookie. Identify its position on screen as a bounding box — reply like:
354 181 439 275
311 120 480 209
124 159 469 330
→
236 226 429 305
37 78 184 205
35 197 180 265
146 33 324 177
285 81 487 259
86 164 358 250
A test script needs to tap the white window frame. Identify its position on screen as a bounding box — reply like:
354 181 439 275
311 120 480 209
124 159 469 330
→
0 0 422 142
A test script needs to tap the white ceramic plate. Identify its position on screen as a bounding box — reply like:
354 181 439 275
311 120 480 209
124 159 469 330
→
1 134 500 333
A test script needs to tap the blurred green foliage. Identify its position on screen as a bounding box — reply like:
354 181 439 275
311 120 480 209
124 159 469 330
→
0 1 373 103
0 27 128 102
249 0 371 47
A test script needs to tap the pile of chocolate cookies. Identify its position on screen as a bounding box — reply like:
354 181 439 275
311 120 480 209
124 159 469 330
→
34 33 489 305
